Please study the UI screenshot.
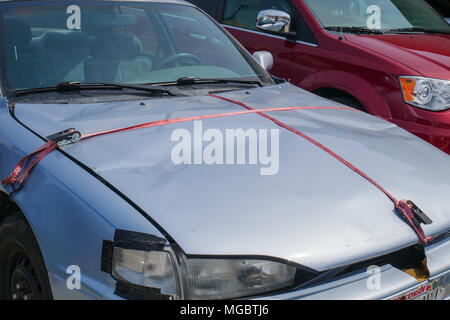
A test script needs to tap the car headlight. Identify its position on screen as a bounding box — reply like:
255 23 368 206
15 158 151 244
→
112 247 180 298
102 230 312 300
181 257 297 299
400 76 450 111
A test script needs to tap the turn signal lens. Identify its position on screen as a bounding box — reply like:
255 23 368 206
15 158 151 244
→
400 78 416 102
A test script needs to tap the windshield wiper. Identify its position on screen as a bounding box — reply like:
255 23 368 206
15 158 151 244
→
174 77 263 87
324 26 385 34
386 27 450 34
14 81 183 97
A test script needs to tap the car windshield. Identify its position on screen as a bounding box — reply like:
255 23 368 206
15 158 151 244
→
2 1 273 92
303 0 450 34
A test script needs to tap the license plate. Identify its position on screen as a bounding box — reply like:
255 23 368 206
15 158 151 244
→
392 277 447 300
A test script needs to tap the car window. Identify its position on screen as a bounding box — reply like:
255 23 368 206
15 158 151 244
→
2 1 273 92
188 0 220 18
223 0 293 31
303 0 450 33
119 6 169 59
158 7 251 73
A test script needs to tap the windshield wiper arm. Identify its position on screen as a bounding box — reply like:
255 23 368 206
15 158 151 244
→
175 77 263 87
15 81 183 97
59 81 181 95
324 26 385 34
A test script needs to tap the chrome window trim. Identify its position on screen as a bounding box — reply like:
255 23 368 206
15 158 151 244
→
222 24 318 47
296 39 318 47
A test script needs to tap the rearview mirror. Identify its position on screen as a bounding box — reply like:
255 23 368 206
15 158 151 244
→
256 10 293 36
253 51 273 71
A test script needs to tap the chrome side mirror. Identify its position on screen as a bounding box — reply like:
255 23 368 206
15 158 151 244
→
253 51 273 71
256 10 291 34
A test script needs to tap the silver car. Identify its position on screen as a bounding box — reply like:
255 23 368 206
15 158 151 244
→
0 0 448 300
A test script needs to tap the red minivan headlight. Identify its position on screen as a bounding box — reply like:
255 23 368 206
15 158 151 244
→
400 76 450 111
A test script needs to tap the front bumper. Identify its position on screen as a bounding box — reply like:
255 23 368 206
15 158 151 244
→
53 237 449 300
256 237 450 300
390 105 450 155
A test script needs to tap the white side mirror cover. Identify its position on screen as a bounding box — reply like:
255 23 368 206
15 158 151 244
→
253 51 274 72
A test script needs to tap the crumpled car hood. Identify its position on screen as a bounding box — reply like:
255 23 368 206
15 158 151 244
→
347 34 450 79
14 83 450 271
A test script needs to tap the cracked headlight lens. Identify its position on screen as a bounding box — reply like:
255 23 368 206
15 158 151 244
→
400 76 450 111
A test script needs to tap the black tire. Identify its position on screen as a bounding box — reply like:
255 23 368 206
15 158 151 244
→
330 96 367 112
0 213 53 300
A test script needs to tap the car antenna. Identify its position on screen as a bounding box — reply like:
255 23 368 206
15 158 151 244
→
339 0 344 40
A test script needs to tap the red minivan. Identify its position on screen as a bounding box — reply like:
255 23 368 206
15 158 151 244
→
189 0 450 154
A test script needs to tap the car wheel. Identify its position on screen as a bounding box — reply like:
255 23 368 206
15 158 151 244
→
0 213 53 300
330 96 367 112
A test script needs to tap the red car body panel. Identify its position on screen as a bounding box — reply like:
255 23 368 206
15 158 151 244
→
220 0 450 154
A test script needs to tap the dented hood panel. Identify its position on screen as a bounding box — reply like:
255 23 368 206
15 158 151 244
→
13 83 450 271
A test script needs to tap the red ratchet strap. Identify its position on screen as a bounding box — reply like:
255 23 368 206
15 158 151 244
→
209 94 434 245
2 141 58 185
2 95 433 244
2 105 352 187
